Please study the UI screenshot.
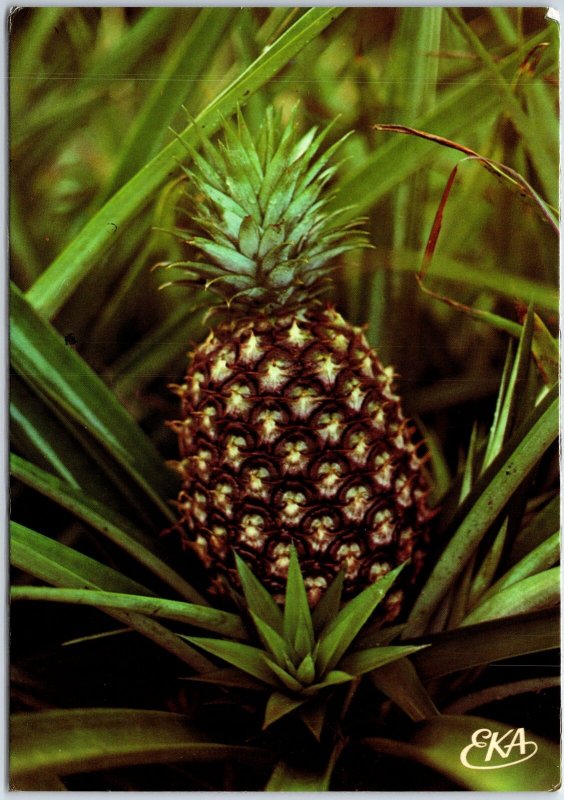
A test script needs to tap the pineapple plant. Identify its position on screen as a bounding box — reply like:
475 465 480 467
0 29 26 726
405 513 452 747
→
166 106 432 618
9 7 559 792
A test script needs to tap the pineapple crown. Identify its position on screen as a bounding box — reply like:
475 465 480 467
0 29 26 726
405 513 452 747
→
168 104 369 314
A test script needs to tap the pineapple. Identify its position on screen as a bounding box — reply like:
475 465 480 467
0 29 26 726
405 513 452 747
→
167 106 432 620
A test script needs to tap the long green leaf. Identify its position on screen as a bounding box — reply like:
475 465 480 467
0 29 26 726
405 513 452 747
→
383 246 559 313
478 530 560 605
532 312 559 386
462 567 560 627
11 453 204 604
264 658 303 693
89 179 189 356
11 9 178 154
102 8 235 199
11 586 246 639
181 667 265 691
446 8 557 204
338 645 425 677
250 611 293 665
10 8 179 180
9 188 43 287
296 653 316 684
11 521 153 597
78 9 179 86
316 563 404 674
11 86 103 159
298 699 327 742
11 376 141 513
283 547 315 660
9 7 67 118
256 8 301 46
234 551 283 634
12 371 170 525
312 570 344 636
107 298 205 400
186 636 279 687
25 8 345 318
369 658 439 721
11 522 213 672
508 494 560 566
404 385 558 637
11 282 176 522
334 28 555 220
302 669 355 696
11 376 88 490
10 708 270 780
362 714 560 791
263 692 307 729
411 608 559 681
445 676 561 715
352 622 406 651
467 312 536 607
483 308 534 469
488 7 519 46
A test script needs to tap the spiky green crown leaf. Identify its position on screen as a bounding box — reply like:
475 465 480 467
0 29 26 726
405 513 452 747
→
186 549 426 729
172 105 369 312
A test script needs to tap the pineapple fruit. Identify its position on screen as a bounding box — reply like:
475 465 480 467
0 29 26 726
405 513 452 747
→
167 106 432 620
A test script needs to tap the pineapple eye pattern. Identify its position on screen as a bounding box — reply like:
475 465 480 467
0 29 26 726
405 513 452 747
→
170 308 432 620
166 110 432 619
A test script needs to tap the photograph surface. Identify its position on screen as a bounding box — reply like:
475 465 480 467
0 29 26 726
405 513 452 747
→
9 7 560 791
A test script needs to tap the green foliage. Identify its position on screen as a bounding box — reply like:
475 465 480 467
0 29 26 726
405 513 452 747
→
362 714 560 791
11 522 214 673
23 8 345 318
187 548 423 729
405 365 558 638
11 453 204 603
169 105 368 311
412 608 559 681
10 7 559 792
266 741 343 791
10 586 247 640
11 282 176 523
10 708 271 786
283 548 315 660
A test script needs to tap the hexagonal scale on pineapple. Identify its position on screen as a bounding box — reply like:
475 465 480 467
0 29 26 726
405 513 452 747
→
337 373 367 412
305 345 342 388
238 329 264 365
257 350 294 392
222 379 253 417
305 513 338 553
211 478 236 518
366 508 396 549
344 424 372 466
312 406 345 444
210 346 236 384
341 483 373 523
336 542 362 579
237 511 270 551
285 381 325 420
310 456 346 498
241 461 273 501
275 434 315 475
285 318 312 347
252 403 288 445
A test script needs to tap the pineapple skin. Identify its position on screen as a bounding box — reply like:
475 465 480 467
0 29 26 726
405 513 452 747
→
168 305 431 620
